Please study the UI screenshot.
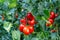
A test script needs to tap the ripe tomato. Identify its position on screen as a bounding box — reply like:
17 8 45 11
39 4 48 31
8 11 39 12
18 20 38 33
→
28 26 34 33
46 22 51 26
48 19 54 24
28 19 35 26
20 18 26 25
50 11 55 15
55 14 58 17
51 30 56 33
23 27 30 35
19 24 25 32
50 15 55 19
26 12 34 21
50 11 55 19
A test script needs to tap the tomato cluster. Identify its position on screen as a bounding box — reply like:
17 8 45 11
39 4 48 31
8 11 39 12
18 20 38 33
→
46 11 58 33
19 12 36 35
46 11 58 27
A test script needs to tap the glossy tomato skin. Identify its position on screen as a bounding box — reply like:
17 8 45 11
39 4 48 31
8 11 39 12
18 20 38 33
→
50 11 55 19
19 24 25 32
50 11 55 15
23 27 30 35
28 26 34 33
28 19 35 26
20 18 26 25
26 12 34 21
48 19 54 24
50 15 55 19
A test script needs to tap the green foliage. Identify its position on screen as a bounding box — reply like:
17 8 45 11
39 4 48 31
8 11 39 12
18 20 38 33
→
0 0 60 40
11 30 20 40
0 0 4 3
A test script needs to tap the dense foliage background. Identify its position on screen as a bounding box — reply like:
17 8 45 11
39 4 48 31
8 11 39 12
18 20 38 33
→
0 0 60 40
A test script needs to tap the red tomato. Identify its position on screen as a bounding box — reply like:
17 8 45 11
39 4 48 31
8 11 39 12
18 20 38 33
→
23 27 30 35
19 24 25 32
46 22 51 27
50 11 55 19
20 18 26 25
28 19 35 26
26 12 34 21
28 26 34 33
50 15 55 19
51 30 56 33
50 11 55 15
55 14 58 17
48 19 54 24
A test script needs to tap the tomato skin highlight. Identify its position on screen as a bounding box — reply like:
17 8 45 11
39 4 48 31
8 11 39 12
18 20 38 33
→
50 11 55 15
28 26 34 33
50 11 55 19
19 24 25 32
48 19 54 24
23 27 30 35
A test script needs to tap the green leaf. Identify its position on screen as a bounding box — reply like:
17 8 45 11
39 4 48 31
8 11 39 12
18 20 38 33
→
0 0 4 3
8 2 17 8
31 37 39 40
11 30 20 40
40 32 45 39
36 15 42 20
39 20 46 31
44 9 50 18
23 0 30 3
3 22 13 32
55 16 60 23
